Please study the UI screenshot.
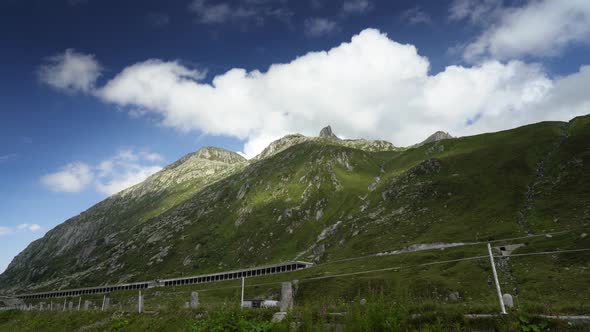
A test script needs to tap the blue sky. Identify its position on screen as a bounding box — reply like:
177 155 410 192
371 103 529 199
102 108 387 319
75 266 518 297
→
1 0 589 273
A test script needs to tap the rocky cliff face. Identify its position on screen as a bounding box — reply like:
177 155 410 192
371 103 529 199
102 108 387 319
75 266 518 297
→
319 126 340 140
1 118 589 294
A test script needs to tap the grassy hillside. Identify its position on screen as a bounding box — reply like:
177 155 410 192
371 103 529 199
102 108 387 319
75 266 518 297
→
1 116 588 312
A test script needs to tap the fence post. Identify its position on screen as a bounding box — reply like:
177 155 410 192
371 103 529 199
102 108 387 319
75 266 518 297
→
488 243 507 314
102 295 106 311
241 277 245 307
77 297 81 311
63 298 66 311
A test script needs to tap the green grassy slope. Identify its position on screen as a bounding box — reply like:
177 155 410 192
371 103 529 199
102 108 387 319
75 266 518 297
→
1 116 588 310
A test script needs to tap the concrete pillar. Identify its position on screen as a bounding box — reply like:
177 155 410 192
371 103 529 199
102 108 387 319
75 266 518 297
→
102 295 110 311
280 282 293 311
190 292 199 309
138 290 143 313
503 293 514 308
83 300 91 311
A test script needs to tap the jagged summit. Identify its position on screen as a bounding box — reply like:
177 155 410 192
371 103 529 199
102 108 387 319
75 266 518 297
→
253 126 397 160
169 147 246 170
193 146 246 164
319 125 340 140
420 131 453 145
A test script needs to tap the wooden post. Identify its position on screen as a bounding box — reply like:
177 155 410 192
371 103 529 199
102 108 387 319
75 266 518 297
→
488 243 507 314
138 290 143 313
77 297 81 311
102 295 106 311
63 298 66 311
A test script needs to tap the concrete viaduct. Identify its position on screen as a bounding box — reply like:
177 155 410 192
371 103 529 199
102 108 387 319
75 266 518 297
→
16 261 313 300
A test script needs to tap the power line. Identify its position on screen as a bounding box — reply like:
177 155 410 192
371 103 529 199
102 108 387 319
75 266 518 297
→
317 229 577 266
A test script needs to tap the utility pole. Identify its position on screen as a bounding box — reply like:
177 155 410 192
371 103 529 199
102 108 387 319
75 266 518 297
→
487 243 507 314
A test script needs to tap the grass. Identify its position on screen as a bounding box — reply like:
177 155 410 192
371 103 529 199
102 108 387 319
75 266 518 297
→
1 297 586 331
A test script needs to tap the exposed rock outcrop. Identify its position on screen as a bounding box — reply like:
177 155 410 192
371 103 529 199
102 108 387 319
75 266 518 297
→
319 125 340 140
420 131 453 145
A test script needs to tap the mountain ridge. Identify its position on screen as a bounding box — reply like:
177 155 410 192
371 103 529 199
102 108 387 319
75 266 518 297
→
1 116 589 295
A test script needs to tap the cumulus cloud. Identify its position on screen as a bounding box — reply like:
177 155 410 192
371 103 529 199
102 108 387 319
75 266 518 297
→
451 0 590 62
304 18 338 37
41 149 163 196
41 162 93 192
94 149 163 195
38 49 102 93
51 29 590 159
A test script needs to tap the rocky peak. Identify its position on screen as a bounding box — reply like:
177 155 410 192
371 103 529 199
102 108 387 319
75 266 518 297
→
193 146 246 164
319 126 340 140
421 131 453 145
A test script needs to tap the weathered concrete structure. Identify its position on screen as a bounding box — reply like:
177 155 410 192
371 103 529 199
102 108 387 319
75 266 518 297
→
16 261 312 300
190 292 199 309
280 282 294 311
503 293 514 308
83 300 91 311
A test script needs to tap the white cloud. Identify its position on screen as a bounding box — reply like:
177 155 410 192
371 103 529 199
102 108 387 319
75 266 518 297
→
342 0 373 15
0 224 43 237
94 149 163 196
95 165 163 196
0 153 18 163
449 0 502 24
188 0 292 26
146 13 170 28
142 152 164 162
38 49 102 93
17 224 42 232
41 149 163 196
452 0 590 62
401 6 432 25
51 29 590 159
0 227 13 236
41 162 93 192
304 18 338 37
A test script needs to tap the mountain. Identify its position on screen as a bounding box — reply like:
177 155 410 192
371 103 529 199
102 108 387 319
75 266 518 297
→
420 131 453 145
253 126 397 160
1 116 589 295
319 125 340 139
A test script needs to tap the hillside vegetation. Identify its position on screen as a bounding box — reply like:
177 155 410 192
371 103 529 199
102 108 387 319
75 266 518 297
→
1 116 588 312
